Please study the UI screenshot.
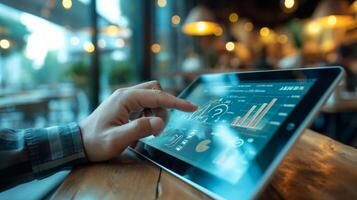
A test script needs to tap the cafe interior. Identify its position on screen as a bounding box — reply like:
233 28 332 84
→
0 0 357 199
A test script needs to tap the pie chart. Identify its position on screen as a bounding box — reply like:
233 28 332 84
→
195 139 211 153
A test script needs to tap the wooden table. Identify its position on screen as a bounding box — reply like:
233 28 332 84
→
51 129 357 200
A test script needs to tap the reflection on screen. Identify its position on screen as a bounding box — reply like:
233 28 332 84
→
142 79 315 183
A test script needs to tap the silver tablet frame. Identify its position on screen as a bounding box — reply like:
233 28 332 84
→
131 66 345 200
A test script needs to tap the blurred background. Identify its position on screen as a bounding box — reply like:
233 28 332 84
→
0 0 356 147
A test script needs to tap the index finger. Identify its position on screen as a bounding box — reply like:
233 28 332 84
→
125 89 197 112
130 80 162 90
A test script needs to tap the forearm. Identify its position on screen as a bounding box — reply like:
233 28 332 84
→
0 123 87 191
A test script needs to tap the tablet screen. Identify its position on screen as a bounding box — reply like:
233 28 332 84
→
141 78 316 183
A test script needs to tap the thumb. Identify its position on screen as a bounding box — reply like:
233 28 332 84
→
111 116 165 147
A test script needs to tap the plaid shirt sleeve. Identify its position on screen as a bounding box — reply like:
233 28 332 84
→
0 122 87 191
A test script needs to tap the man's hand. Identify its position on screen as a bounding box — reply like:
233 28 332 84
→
79 81 197 162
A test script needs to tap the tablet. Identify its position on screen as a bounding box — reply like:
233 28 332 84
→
132 67 344 200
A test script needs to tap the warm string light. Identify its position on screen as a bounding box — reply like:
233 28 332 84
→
284 0 295 9
157 0 167 8
0 39 10 49
229 13 239 23
282 0 297 13
84 42 95 53
225 42 235 51
171 15 181 25
151 43 161 53
260 27 270 37
62 0 72 10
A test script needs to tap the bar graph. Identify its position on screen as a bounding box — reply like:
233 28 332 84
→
231 98 278 129
246 103 267 127
239 105 256 126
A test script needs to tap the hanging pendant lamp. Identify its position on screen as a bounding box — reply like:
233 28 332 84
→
182 5 221 36
313 0 356 28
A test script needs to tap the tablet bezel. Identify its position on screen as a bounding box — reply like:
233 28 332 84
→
132 66 344 200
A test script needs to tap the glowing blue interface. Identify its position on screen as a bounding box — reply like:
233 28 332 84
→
142 80 315 183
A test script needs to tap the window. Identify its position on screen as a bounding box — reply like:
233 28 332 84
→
0 0 144 128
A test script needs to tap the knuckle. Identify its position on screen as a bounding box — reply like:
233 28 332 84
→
173 99 179 108
133 118 151 133
112 89 133 111
151 80 161 89
114 88 126 96
154 91 164 105
133 119 144 132
105 138 114 150
116 88 132 100
102 133 115 150
157 90 168 100
154 89 164 95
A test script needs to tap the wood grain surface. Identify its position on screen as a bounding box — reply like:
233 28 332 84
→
51 129 357 200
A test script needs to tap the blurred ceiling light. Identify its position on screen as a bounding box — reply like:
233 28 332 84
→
151 43 161 53
244 22 254 32
70 36 80 46
284 0 295 9
98 39 106 48
313 0 355 28
116 38 125 48
182 5 221 36
277 34 288 44
62 0 72 10
104 25 120 36
229 13 239 23
157 0 167 8
282 0 298 13
260 27 270 37
304 21 322 36
171 15 181 25
0 39 10 49
84 42 95 53
225 41 235 51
